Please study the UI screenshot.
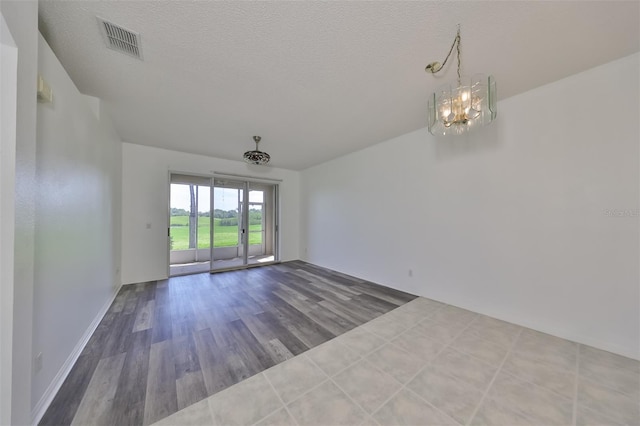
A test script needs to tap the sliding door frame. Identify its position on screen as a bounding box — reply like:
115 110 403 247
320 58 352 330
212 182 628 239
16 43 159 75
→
167 171 215 277
167 170 281 277
210 173 281 273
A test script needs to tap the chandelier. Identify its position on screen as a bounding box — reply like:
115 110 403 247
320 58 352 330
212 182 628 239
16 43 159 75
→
425 26 497 136
243 136 270 165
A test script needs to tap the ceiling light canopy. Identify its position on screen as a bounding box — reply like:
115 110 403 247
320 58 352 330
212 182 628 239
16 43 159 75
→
243 136 271 165
425 26 497 136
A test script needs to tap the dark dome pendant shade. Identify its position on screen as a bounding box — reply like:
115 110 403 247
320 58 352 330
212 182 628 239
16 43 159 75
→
243 136 271 165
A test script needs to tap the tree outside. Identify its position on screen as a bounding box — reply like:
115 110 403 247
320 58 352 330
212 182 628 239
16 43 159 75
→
170 208 262 250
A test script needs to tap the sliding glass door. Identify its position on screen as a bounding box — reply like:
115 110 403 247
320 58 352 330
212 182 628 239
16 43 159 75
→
169 173 279 275
211 178 245 270
169 174 212 276
210 178 278 272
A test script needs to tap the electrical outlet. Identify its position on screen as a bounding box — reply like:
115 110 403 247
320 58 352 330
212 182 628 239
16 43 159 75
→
408 269 413 277
34 352 43 373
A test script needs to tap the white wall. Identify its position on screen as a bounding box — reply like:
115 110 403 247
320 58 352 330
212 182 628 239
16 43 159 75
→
121 143 300 284
32 34 122 420
0 1 38 424
0 11 18 426
301 53 640 359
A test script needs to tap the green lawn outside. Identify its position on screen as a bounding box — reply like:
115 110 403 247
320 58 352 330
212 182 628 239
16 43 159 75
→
170 216 262 250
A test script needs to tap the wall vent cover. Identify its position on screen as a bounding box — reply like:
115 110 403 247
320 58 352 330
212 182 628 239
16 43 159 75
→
97 17 143 60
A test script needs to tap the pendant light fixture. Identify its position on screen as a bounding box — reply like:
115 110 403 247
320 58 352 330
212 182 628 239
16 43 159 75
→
425 26 497 136
243 136 270 165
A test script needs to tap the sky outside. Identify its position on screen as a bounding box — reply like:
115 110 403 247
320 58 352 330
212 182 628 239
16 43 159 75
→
170 184 263 212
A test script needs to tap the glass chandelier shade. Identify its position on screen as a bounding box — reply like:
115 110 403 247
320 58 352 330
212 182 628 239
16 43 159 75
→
243 136 271 165
425 26 497 136
427 74 497 136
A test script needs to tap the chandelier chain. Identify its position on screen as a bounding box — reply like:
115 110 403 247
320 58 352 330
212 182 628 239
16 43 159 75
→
456 28 461 82
433 26 461 81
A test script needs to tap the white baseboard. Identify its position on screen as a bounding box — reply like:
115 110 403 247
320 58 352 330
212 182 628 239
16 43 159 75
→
31 283 123 425
308 261 639 361
417 293 640 361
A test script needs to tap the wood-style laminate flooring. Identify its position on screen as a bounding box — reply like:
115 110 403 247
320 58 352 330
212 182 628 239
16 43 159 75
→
40 260 416 426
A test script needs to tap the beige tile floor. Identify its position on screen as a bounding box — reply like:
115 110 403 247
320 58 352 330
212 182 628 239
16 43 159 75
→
152 297 640 426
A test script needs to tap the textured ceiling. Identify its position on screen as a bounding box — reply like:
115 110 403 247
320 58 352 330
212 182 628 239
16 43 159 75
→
38 1 639 170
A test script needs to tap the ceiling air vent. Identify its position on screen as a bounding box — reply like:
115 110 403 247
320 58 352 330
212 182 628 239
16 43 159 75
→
97 17 143 60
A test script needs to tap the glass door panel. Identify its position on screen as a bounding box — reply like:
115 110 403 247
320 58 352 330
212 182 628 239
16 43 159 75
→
169 176 211 276
248 204 263 247
211 179 246 271
197 186 211 250
247 183 275 265
169 183 191 252
209 178 279 272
